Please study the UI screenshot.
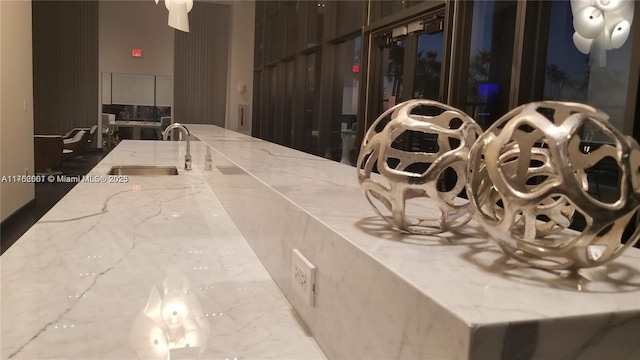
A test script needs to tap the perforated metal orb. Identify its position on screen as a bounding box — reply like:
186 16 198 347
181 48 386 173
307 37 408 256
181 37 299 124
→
467 101 640 270
357 99 482 235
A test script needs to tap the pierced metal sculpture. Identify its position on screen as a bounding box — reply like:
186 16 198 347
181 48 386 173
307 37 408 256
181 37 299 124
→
467 101 640 270
357 99 482 235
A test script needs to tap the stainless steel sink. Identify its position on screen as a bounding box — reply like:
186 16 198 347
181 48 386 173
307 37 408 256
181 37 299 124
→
107 165 179 176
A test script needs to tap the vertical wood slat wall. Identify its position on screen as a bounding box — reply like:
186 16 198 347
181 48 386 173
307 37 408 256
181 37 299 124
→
174 2 229 126
32 0 98 135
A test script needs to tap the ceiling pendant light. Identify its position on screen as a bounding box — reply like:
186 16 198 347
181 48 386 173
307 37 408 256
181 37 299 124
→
570 0 634 67
155 0 193 33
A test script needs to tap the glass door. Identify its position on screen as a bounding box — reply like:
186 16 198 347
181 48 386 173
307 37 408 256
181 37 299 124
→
366 11 445 152
380 37 406 112
367 11 445 130
413 30 444 101
370 32 405 121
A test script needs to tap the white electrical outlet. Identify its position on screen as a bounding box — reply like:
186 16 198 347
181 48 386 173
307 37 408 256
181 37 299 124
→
291 249 316 307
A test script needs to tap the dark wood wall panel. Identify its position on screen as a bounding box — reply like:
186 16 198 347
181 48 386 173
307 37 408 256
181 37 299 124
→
174 2 229 126
32 0 98 135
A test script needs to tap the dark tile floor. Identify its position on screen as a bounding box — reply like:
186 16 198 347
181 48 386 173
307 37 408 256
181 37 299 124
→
1 149 110 254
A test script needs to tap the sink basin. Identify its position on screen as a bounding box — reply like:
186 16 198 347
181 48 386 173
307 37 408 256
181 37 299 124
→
107 165 179 176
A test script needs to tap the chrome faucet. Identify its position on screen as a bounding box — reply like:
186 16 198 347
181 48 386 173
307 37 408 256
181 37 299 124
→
162 123 192 171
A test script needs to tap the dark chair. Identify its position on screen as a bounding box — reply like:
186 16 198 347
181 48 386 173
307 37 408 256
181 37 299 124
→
86 125 98 148
102 113 117 147
63 130 88 159
63 128 86 140
63 125 98 149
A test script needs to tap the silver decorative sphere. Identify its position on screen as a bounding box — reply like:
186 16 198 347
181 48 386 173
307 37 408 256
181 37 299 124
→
467 101 640 270
357 99 482 235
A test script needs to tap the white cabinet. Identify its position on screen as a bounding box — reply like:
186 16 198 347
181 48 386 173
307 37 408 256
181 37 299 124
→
102 72 172 107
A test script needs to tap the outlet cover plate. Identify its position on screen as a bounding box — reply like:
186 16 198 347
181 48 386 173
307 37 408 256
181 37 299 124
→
291 249 316 307
238 104 250 130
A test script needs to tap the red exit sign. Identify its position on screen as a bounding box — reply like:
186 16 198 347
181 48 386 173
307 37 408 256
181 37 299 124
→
131 49 142 58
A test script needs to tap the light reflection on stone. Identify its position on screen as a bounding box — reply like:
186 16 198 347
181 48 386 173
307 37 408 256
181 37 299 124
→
130 269 210 359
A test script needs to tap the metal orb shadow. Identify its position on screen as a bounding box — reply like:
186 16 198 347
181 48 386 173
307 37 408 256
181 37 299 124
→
467 101 640 270
357 99 482 235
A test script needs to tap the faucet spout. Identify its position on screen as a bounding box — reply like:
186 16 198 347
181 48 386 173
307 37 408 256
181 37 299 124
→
162 123 192 171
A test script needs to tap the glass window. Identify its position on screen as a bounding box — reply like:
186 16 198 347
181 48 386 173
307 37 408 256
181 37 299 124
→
260 66 276 142
304 52 321 154
331 36 362 164
252 71 262 136
254 23 264 69
336 1 365 36
283 60 295 147
382 39 405 111
265 1 277 15
266 11 284 64
540 0 632 136
465 0 517 129
269 66 278 142
414 31 443 100
273 64 285 145
380 0 405 18
285 1 298 57
377 0 425 20
265 13 275 64
255 1 265 23
528 0 635 207
307 1 326 48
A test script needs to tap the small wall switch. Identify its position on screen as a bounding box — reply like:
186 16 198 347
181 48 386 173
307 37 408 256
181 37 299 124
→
291 249 316 307
23 100 28 112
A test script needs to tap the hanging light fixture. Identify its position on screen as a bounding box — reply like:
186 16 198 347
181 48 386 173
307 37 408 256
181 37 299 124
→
571 0 634 67
155 0 193 33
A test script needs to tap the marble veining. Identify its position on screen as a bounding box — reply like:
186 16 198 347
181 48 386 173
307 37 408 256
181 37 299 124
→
1 141 325 360
5 127 639 359
186 124 640 360
189 125 640 314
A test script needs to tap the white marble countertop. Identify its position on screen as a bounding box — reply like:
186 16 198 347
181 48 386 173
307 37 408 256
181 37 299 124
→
186 124 640 326
1 141 325 359
5 126 640 359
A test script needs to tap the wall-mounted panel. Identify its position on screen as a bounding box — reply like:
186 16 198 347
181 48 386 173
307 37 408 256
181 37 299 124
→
102 72 112 105
111 73 155 106
155 76 173 107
